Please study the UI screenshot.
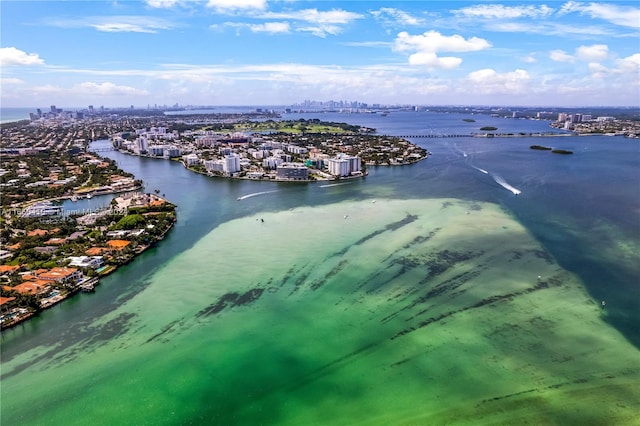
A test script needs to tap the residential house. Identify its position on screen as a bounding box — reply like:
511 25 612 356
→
68 256 104 269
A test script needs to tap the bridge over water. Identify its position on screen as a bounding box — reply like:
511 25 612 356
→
387 134 475 138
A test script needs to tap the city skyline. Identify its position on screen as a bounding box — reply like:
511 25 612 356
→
1 1 639 108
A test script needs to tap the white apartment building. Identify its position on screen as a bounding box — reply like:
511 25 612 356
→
263 157 283 170
286 145 308 154
148 145 166 156
347 156 361 173
136 137 148 153
328 158 350 176
183 153 200 166
163 147 181 158
223 154 241 174
327 155 362 177
196 135 222 147
204 159 224 173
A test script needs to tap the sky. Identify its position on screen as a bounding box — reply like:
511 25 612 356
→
1 0 639 108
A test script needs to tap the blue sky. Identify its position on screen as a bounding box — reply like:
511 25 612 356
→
1 0 639 108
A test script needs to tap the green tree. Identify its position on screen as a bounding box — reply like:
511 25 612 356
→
114 214 146 230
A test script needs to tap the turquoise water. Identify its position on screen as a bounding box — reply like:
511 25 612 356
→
1 111 638 424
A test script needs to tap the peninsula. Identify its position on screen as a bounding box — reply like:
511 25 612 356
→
111 118 429 182
0 119 177 329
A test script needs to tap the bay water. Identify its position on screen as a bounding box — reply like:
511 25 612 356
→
1 111 638 424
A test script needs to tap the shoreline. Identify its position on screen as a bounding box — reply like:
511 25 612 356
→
0 198 176 332
114 147 429 183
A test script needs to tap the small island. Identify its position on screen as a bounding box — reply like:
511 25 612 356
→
529 145 573 155
462 118 476 122
479 126 498 131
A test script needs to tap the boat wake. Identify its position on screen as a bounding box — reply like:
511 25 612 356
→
319 182 352 188
470 163 521 195
491 173 522 195
471 165 489 175
237 190 278 201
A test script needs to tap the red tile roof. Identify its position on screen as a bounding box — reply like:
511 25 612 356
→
0 296 16 305
107 240 130 249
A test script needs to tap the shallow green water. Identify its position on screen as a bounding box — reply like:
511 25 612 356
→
3 198 638 425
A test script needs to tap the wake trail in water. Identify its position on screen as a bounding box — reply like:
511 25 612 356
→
471 165 489 174
491 173 522 195
319 182 352 188
457 144 521 195
237 190 279 201
469 163 521 195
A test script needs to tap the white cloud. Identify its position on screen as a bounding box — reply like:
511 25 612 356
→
490 21 613 37
453 4 554 19
249 22 290 34
207 0 267 11
393 31 491 69
394 31 491 54
588 62 609 78
407 52 462 69
466 68 531 93
259 9 363 25
212 8 362 37
559 1 640 29
92 23 156 33
586 53 640 78
550 45 609 63
370 8 426 26
50 16 174 33
0 47 45 66
616 53 640 73
550 49 575 62
297 25 343 38
211 21 291 35
146 0 182 7
1 77 25 85
73 82 149 96
576 44 609 61
522 54 537 63
250 8 362 37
